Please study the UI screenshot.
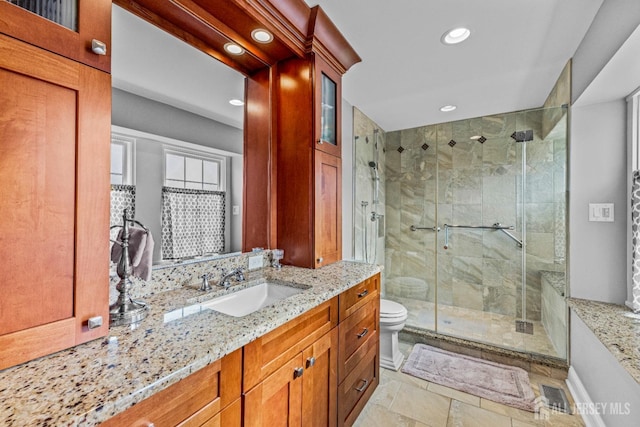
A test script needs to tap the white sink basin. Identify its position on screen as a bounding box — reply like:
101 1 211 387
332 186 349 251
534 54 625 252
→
199 281 308 317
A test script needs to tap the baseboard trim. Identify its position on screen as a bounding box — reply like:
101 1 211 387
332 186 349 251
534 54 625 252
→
566 366 606 427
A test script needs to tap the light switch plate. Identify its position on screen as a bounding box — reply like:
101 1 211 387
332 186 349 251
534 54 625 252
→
248 255 263 270
589 203 614 222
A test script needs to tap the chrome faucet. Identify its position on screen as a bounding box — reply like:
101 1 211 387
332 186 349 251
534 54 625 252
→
219 268 245 288
200 273 212 291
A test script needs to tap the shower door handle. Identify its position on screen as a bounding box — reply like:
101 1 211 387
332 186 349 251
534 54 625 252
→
410 225 440 232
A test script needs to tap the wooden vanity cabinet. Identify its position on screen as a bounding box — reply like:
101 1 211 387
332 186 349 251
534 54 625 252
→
244 328 338 427
337 273 381 426
0 0 111 73
101 349 242 427
0 33 110 371
243 298 339 427
243 275 380 427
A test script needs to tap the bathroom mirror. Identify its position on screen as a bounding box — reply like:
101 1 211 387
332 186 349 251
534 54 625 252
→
110 5 245 265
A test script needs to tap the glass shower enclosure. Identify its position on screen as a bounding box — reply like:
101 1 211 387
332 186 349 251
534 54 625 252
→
357 106 568 361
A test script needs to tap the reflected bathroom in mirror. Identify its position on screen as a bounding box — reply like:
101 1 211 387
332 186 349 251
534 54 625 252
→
110 5 245 268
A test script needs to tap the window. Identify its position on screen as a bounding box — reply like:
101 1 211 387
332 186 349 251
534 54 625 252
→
111 135 135 185
161 148 227 259
164 151 223 191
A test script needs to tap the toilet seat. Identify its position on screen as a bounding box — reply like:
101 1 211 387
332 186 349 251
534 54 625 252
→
380 299 408 320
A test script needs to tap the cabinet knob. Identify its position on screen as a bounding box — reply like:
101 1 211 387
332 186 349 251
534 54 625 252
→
317 257 323 264
91 39 107 55
356 328 369 339
317 138 324 145
355 379 369 392
357 289 369 298
306 356 316 368
293 367 304 379
87 316 103 329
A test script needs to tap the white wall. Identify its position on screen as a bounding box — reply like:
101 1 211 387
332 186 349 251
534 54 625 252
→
342 98 354 260
569 100 628 303
572 0 640 103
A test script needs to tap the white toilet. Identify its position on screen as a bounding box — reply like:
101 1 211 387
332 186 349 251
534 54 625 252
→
379 298 408 371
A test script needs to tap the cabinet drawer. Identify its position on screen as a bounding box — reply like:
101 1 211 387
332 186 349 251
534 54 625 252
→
339 273 380 320
183 397 241 427
244 297 338 391
338 298 379 384
337 344 379 427
101 349 241 427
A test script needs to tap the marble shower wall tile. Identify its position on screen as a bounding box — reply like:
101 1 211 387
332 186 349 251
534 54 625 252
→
384 109 567 324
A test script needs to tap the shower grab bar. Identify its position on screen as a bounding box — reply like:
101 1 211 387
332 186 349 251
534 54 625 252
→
496 225 524 248
443 223 523 249
410 225 440 232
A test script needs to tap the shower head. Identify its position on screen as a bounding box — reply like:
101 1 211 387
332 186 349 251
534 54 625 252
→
368 161 380 181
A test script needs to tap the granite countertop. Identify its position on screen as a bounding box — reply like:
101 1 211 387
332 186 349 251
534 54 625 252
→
568 298 640 384
0 261 381 426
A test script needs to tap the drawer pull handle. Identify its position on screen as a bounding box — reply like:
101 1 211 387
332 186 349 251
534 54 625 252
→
293 367 304 379
355 379 369 392
306 356 316 368
357 289 368 298
357 328 369 339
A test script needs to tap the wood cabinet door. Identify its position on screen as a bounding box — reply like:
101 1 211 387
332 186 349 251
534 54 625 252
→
0 0 111 72
314 150 342 267
244 353 304 427
0 34 110 370
302 328 338 427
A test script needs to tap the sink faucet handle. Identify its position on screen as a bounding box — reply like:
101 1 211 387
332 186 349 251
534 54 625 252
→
236 268 245 281
200 273 212 291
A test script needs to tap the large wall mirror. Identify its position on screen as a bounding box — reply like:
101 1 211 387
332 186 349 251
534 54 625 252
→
110 5 245 265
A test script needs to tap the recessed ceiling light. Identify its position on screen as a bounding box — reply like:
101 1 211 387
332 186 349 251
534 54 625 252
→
229 99 244 106
251 29 273 44
224 43 244 55
441 27 471 45
440 105 457 112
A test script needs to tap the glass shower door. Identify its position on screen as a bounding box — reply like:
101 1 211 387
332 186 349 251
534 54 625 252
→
435 114 521 342
434 107 568 359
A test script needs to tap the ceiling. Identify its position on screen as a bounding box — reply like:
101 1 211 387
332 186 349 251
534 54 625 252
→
112 1 605 133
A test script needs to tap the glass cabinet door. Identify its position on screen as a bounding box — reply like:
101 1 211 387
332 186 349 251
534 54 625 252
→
8 0 78 31
320 73 337 146
314 56 341 157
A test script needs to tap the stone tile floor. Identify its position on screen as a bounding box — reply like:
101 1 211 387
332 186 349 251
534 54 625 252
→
394 297 561 358
353 342 584 427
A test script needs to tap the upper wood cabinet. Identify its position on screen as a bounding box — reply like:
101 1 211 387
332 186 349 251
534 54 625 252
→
0 0 111 72
0 32 110 370
275 54 343 268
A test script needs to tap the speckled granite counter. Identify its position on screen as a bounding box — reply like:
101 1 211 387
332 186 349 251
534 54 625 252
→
568 298 640 384
0 261 381 426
